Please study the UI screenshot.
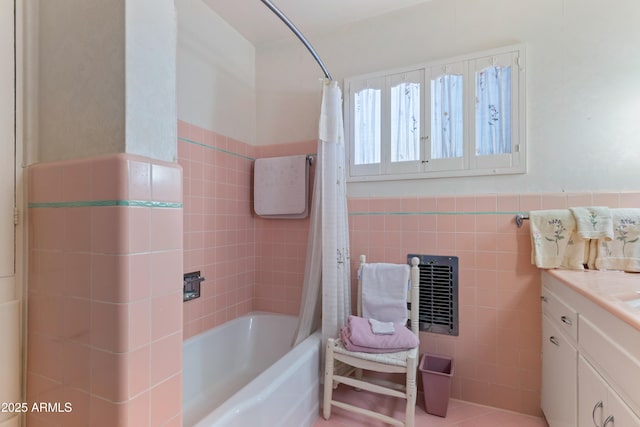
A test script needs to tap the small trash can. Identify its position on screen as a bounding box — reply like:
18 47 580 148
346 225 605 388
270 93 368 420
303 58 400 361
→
419 353 454 417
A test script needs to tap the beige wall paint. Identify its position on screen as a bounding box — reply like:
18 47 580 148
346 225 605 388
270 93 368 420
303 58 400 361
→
125 0 177 162
0 0 15 289
34 0 177 163
255 0 640 197
36 0 126 161
1 2 21 425
176 0 256 146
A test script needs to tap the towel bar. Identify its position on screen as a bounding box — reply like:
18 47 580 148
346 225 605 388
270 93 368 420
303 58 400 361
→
515 214 529 228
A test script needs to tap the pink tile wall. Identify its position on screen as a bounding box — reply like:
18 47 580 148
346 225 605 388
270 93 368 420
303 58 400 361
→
178 119 317 338
348 191 640 416
178 121 256 339
253 141 317 315
27 153 183 427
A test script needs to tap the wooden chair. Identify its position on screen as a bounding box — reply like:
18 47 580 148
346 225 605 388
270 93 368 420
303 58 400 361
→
323 255 421 427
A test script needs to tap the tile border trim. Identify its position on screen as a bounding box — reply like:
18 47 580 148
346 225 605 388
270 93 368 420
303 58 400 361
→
178 137 255 161
349 210 527 216
28 200 183 209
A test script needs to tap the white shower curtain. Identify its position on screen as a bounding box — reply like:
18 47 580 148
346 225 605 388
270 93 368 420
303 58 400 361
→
293 80 351 348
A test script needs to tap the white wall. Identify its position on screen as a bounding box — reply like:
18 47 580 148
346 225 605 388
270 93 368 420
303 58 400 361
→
34 0 177 163
125 0 177 162
256 0 640 197
176 0 256 145
36 0 126 162
0 0 15 291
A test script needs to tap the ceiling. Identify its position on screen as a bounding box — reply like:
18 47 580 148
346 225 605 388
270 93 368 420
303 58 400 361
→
202 0 433 46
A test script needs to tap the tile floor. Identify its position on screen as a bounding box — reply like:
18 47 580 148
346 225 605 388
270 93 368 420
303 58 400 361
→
314 385 549 427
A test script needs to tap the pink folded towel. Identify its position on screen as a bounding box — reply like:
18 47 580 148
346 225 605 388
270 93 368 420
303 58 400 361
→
340 315 418 354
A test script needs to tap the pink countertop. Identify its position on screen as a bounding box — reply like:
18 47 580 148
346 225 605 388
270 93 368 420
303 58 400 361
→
546 269 640 331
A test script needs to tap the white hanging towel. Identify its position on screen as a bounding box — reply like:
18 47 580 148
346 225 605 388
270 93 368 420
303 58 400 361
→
361 263 410 325
254 155 309 218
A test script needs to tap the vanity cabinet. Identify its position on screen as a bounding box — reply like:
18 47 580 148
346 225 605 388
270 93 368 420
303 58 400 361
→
541 315 577 427
541 271 640 427
541 288 578 427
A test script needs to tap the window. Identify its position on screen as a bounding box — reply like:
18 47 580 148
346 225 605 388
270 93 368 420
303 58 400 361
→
345 45 525 181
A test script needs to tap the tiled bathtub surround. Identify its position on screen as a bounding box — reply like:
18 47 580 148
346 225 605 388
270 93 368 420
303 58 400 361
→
253 141 317 315
347 191 640 416
178 119 316 339
178 121 255 339
27 153 183 427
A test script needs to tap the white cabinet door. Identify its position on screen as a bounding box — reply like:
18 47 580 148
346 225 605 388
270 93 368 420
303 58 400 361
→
579 356 640 427
542 314 578 427
607 388 640 427
0 0 15 305
579 356 608 427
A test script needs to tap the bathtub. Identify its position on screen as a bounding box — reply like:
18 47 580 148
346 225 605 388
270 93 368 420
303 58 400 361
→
183 312 321 427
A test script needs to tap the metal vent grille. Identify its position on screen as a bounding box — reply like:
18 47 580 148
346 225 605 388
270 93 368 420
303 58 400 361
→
407 254 459 336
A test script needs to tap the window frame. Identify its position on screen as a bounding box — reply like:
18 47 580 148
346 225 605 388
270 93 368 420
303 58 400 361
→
344 44 526 182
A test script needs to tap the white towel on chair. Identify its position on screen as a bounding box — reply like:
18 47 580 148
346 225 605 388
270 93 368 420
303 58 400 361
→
569 206 614 241
595 208 640 272
361 263 410 325
530 209 586 269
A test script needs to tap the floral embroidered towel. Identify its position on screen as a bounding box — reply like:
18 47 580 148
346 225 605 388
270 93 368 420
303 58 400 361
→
530 209 585 269
569 206 614 241
595 209 640 272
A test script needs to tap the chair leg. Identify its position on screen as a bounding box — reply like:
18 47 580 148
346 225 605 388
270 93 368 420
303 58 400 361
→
323 339 336 420
405 355 418 427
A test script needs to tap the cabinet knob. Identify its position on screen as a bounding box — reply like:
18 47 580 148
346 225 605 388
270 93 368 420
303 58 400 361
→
540 296 548 303
592 400 603 427
561 315 573 326
549 336 560 346
603 414 614 427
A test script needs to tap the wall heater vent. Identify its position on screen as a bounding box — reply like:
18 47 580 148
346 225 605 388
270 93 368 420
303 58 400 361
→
407 254 459 336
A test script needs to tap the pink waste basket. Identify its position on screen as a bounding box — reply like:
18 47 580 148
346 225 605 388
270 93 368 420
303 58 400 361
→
419 353 454 417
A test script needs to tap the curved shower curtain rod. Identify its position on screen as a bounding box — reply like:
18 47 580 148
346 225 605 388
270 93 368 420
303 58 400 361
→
259 0 332 80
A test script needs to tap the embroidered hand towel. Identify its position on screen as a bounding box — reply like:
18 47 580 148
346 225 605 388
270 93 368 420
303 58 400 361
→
254 155 309 218
595 208 640 272
530 209 585 269
569 206 614 241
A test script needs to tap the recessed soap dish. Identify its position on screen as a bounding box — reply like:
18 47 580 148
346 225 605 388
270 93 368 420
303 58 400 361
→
184 271 205 301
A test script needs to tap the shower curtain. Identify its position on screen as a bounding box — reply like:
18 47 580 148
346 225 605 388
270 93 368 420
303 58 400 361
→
293 80 351 348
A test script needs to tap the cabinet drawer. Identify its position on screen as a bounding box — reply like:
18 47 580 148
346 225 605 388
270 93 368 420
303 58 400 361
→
542 287 578 342
581 316 640 416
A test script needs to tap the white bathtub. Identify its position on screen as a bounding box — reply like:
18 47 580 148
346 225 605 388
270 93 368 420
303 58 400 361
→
182 312 321 427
